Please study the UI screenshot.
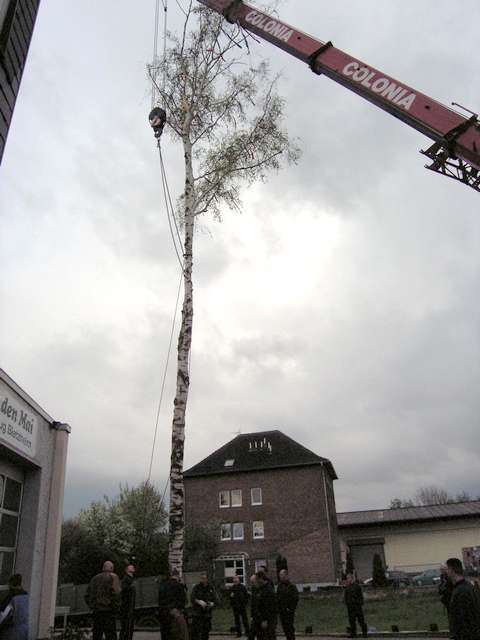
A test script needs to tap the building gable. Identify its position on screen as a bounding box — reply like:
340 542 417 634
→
184 430 337 479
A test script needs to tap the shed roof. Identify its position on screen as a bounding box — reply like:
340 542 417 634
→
184 430 337 479
338 500 480 527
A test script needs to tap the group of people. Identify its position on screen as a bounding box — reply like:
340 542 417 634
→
86 555 480 640
344 556 480 640
156 567 299 640
228 569 299 640
85 561 137 640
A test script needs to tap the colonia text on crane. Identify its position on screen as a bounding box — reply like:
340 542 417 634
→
245 11 294 43
343 62 416 111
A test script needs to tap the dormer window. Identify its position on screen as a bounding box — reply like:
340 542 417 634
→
248 437 272 453
224 459 235 467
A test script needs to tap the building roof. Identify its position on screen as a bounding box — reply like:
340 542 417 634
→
337 500 480 528
184 430 337 479
0 368 54 423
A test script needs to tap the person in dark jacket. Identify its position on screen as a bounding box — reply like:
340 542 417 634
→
0 574 29 640
344 574 367 638
276 570 299 640
230 575 250 637
119 564 136 640
191 573 217 640
254 571 277 640
249 575 260 640
446 558 480 640
158 570 187 640
438 565 454 622
85 561 121 640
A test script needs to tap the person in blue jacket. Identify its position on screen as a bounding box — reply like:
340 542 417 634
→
0 574 29 640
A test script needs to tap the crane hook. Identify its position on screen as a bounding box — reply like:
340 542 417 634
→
149 107 167 139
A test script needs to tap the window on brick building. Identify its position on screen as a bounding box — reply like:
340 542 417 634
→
219 490 230 508
255 559 267 573
252 521 264 540
233 523 244 540
251 488 262 505
224 558 246 585
231 489 242 507
221 524 232 541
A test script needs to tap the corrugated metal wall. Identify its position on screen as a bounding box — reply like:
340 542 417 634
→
0 0 41 163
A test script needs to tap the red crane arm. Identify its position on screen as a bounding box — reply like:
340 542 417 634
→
196 0 480 192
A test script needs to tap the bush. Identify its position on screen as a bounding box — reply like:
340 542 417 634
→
372 553 387 588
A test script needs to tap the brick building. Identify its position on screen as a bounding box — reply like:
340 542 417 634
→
184 430 341 589
1 0 41 163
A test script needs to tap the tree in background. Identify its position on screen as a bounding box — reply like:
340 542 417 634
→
372 553 387 588
59 518 115 585
59 482 168 584
389 497 415 509
184 523 218 573
345 549 355 577
390 485 479 508
150 3 299 575
116 481 168 572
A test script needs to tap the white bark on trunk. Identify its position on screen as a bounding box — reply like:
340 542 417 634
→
168 126 195 577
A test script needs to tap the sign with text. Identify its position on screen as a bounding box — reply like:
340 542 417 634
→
0 392 38 458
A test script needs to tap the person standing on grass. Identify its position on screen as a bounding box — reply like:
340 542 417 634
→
446 558 480 640
260 566 274 589
119 564 136 640
230 575 250 637
158 570 187 640
276 570 299 640
191 573 217 640
255 571 277 640
85 561 121 640
439 564 454 626
344 573 367 639
249 575 260 640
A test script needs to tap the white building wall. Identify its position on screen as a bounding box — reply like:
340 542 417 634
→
0 370 70 639
384 520 480 572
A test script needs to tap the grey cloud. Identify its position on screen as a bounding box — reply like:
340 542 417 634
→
1 0 480 517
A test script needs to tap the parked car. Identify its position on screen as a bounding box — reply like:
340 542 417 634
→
411 569 441 586
363 571 411 587
386 571 411 587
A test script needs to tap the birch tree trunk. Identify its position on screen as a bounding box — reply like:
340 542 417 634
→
156 6 299 576
168 126 195 577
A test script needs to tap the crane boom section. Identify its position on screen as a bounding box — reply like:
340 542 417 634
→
196 0 480 177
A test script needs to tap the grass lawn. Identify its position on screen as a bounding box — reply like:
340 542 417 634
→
211 591 449 634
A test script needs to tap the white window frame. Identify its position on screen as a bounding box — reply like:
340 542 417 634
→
221 523 232 541
231 489 242 507
0 472 23 587
222 557 246 585
232 523 244 541
219 490 230 508
251 487 262 506
253 521 264 540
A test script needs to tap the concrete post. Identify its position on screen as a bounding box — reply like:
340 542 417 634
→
37 422 70 639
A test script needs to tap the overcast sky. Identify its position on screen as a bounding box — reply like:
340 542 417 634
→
1 1 479 518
